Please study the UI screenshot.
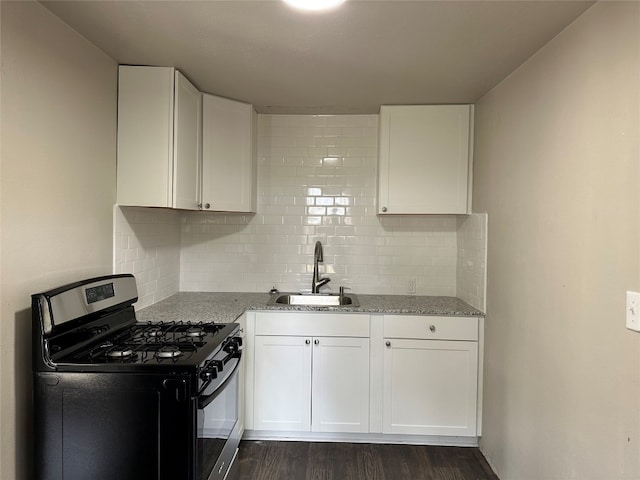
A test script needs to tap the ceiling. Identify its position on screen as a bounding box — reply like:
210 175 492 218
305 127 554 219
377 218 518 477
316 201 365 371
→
42 0 594 114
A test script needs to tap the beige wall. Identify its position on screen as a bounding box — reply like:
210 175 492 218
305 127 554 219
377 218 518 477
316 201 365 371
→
474 2 640 479
0 2 117 478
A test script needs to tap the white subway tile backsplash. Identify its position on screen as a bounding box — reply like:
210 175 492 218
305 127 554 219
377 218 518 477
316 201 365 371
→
113 206 180 309
113 114 486 307
181 113 462 295
456 213 488 312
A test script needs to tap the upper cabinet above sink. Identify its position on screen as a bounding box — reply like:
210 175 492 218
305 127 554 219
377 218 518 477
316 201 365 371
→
377 105 473 215
116 65 257 213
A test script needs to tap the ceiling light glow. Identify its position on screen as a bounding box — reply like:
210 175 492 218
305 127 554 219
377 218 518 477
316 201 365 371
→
283 0 347 12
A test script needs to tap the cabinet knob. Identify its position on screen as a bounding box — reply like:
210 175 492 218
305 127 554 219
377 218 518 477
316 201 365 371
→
429 325 436 332
204 203 211 209
305 339 311 345
314 339 319 345
385 341 391 347
381 207 388 213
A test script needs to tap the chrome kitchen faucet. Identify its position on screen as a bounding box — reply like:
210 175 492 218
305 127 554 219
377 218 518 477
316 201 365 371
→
312 241 331 293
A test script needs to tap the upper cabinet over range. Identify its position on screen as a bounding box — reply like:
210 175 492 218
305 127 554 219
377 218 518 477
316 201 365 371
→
116 65 257 213
378 105 474 215
117 66 201 210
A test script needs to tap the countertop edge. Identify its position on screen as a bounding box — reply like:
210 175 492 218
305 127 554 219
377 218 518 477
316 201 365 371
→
136 292 484 324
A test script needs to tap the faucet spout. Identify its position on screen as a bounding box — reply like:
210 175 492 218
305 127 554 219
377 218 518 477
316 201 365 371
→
312 241 331 293
314 241 323 262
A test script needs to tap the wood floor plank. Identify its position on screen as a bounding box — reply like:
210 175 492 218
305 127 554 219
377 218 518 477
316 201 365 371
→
359 444 387 480
237 441 499 480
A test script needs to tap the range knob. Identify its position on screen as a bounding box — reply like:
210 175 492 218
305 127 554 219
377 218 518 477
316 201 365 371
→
199 370 216 382
223 337 242 353
210 360 224 372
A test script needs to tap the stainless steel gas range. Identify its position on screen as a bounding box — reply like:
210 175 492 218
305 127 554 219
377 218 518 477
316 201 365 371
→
32 274 242 480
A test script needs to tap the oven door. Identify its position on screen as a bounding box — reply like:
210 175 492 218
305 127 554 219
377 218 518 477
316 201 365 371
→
197 346 242 480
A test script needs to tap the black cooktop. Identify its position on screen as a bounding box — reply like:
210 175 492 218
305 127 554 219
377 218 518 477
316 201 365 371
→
64 321 234 365
32 274 240 373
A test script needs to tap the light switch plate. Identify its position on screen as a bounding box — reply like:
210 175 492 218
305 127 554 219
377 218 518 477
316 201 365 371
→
626 291 640 332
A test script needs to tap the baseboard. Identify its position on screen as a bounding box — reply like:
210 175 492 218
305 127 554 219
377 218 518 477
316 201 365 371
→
242 430 479 447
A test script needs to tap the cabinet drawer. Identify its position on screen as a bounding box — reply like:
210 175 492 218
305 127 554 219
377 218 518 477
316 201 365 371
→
255 312 370 337
383 315 478 341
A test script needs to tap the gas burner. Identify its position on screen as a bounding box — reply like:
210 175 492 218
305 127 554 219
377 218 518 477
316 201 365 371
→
144 326 164 338
156 345 182 358
185 326 205 337
107 348 134 358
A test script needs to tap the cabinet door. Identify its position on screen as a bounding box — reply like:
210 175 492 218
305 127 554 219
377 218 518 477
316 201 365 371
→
117 66 174 207
254 336 312 431
378 105 472 214
311 337 370 433
383 339 478 436
172 71 201 210
201 94 256 212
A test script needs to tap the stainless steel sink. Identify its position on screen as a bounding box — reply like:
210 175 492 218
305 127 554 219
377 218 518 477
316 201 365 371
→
267 293 359 307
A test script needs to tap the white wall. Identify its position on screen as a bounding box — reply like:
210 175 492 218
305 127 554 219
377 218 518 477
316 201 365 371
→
473 2 640 479
0 2 118 478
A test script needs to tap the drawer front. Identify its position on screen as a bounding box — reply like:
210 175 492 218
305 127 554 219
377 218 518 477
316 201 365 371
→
255 312 370 337
383 315 478 341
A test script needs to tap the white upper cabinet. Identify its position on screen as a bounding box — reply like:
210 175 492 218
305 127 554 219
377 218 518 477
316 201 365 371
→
201 94 257 213
173 71 202 210
378 105 473 215
117 66 202 210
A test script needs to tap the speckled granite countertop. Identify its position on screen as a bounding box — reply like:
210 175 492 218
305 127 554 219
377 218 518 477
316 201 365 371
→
136 292 483 324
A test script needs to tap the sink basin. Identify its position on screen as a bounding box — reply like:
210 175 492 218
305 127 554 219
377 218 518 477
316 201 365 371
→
268 293 359 307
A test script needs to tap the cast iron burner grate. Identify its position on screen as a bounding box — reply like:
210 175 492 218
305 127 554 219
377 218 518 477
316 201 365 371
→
76 321 227 364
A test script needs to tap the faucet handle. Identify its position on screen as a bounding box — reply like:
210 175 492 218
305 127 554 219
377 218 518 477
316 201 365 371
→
339 286 351 296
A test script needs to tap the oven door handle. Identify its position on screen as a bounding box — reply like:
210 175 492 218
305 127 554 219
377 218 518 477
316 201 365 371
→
197 350 242 409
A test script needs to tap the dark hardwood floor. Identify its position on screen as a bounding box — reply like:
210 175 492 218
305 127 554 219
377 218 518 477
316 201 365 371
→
237 441 499 480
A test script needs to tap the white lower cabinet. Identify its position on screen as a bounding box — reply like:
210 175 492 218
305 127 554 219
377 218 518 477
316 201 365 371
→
253 335 370 433
254 335 312 431
246 311 482 442
251 312 370 434
311 336 370 433
382 339 478 436
382 315 480 437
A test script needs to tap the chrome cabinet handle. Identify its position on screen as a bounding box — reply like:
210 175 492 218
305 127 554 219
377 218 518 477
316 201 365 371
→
381 207 388 212
429 325 436 332
204 203 211 209
305 339 311 345
385 341 391 347
314 339 319 345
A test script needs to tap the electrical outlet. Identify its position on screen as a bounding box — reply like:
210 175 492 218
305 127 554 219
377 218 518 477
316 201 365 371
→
407 278 416 295
626 291 640 332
